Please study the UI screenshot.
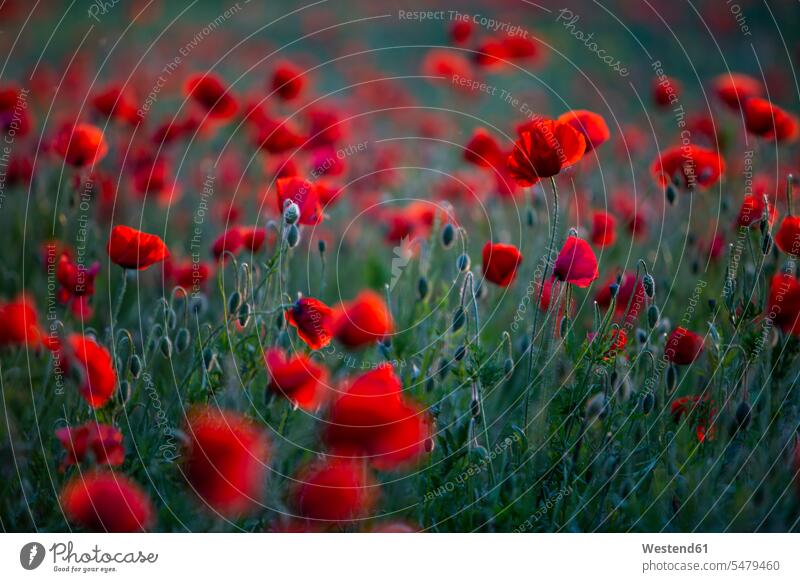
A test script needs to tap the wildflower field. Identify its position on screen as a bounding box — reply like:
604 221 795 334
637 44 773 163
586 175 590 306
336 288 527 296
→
1 0 800 533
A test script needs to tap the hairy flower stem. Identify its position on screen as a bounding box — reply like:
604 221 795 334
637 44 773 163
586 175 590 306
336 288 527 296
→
524 177 559 431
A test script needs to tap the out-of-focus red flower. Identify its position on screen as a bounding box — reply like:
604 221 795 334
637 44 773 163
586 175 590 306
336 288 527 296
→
613 191 648 239
775 216 800 256
332 290 394 349
743 98 799 143
652 75 681 108
239 226 268 253
265 348 330 410
286 297 333 350
0 295 43 348
91 85 142 125
651 144 725 190
553 236 599 288
56 253 99 298
164 258 211 291
557 110 610 152
305 107 346 149
474 36 509 68
712 73 763 110
421 49 474 89
501 34 541 62
482 241 523 287
507 118 586 186
60 471 154 532
107 225 169 270
449 19 473 44
596 272 645 321
664 327 704 365
53 122 108 167
293 459 376 522
767 273 800 336
737 194 776 228
671 395 716 442
271 61 305 101
381 202 441 245
185 73 238 119
183 408 269 517
464 128 504 168
276 177 324 225
0 83 32 136
55 421 125 469
325 366 429 470
590 210 617 247
211 227 244 260
252 115 305 153
68 334 117 408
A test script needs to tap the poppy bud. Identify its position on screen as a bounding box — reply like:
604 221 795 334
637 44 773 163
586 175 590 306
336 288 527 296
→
175 328 191 352
283 201 300 224
153 323 164 338
441 223 455 248
642 274 655 298
504 357 514 375
166 308 177 330
608 282 619 298
452 307 466 332
647 304 659 329
665 363 678 393
470 398 481 418
526 207 537 227
203 348 218 372
159 336 173 359
666 183 677 205
227 291 242 314
641 392 655 415
418 276 429 300
636 328 648 344
735 401 752 430
119 380 132 404
559 315 569 337
318 239 326 254
454 344 467 361
456 253 471 272
286 224 301 248
129 354 143 379
238 303 251 327
761 231 773 255
585 393 606 421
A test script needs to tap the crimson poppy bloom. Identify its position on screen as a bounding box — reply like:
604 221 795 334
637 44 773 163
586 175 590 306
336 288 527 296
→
464 128 504 168
766 273 800 335
332 290 394 349
305 107 346 149
276 177 324 225
0 295 43 348
553 236 599 288
53 122 108 167
239 226 268 253
107 225 169 270
286 297 333 350
482 241 523 287
449 19 473 44
744 98 799 143
325 366 429 469
165 258 211 291
474 36 509 68
293 459 376 522
557 110 610 152
91 85 142 126
264 348 330 410
711 73 762 110
775 216 800 256
596 272 645 320
507 118 586 186
68 334 117 408
737 194 776 228
253 115 305 154
183 408 270 517
652 75 681 108
185 73 238 119
650 144 725 190
56 252 99 298
590 211 617 247
665 327 705 365
271 61 305 100
671 396 716 442
55 421 125 469
60 471 154 532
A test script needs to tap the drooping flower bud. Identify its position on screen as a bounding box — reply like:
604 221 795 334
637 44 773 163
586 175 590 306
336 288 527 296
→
283 201 300 224
441 223 455 248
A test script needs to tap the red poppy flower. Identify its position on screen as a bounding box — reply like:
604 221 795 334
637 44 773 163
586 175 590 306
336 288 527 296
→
712 73 763 110
507 118 586 186
252 115 305 153
183 408 270 517
650 144 725 190
652 75 681 108
671 396 716 442
185 73 238 119
744 98 799 143
557 110 610 152
264 348 330 410
590 210 617 247
332 290 394 349
107 225 169 270
276 177 324 225
56 253 99 298
501 35 541 62
553 236 599 288
464 128 504 168
421 50 474 89
325 366 429 469
68 334 117 408
767 273 800 336
60 471 154 532
664 327 705 365
293 459 376 522
53 122 108 167
165 258 211 291
482 241 523 287
91 85 142 126
0 83 32 135
0 295 43 348
775 216 800 256
286 297 333 350
737 194 776 228
449 20 473 44
239 226 268 253
595 272 646 321
271 61 305 101
474 37 509 68
305 107 346 149
613 191 648 239
55 421 125 469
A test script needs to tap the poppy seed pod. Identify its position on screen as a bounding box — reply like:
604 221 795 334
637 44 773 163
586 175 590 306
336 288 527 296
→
441 223 455 248
283 201 300 224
